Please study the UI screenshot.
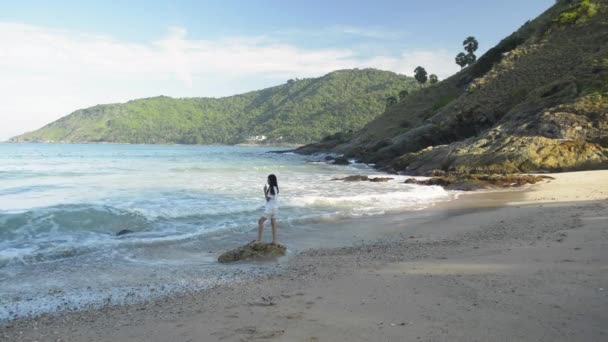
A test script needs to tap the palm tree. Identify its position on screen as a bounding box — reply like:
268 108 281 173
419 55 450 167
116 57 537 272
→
455 52 468 69
463 36 479 54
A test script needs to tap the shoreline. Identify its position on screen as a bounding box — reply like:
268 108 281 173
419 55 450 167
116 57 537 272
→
2 171 607 341
1 141 303 148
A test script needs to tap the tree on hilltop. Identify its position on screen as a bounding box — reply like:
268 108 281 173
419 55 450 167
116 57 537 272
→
463 36 479 66
429 74 439 85
455 36 479 68
463 36 478 54
455 52 468 69
414 66 428 88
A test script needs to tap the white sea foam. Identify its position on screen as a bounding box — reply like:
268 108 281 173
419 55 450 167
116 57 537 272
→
284 186 447 213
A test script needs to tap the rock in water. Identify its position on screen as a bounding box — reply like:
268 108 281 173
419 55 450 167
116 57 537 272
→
331 175 393 182
332 157 350 165
116 229 134 236
332 175 369 182
218 241 287 263
369 177 393 182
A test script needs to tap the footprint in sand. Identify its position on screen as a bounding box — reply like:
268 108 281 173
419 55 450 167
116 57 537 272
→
285 312 304 320
248 300 276 307
281 292 305 299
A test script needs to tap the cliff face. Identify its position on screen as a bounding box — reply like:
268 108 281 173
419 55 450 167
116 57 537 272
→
298 0 608 174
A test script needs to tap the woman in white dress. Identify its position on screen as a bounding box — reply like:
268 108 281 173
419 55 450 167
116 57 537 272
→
257 174 279 244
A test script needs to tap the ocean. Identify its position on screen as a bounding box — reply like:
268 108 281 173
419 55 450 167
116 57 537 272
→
0 143 448 321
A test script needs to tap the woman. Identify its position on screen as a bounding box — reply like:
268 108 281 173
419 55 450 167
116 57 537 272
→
258 174 279 244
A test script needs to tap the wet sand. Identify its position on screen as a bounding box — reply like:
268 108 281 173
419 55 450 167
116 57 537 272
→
2 170 607 342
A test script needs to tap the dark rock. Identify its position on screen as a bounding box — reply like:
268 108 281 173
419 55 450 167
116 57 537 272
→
333 157 350 165
431 170 447 177
324 155 335 161
218 241 287 263
116 229 134 236
404 173 551 191
332 175 393 182
332 175 369 182
268 149 295 154
369 177 393 182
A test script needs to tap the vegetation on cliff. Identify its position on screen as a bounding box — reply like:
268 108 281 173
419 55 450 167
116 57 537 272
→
298 0 608 175
11 69 417 145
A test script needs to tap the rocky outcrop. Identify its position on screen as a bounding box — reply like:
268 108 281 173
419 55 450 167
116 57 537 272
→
331 175 394 182
404 173 552 191
296 0 608 175
218 241 287 263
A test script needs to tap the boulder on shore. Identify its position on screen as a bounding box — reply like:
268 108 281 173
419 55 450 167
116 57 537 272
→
404 173 552 191
332 157 350 165
331 175 393 182
369 177 393 182
218 241 287 263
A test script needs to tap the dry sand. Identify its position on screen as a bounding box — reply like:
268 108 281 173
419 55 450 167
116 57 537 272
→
521 170 608 204
2 170 608 342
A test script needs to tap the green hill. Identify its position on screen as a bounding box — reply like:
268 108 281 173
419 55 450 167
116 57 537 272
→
10 69 416 145
298 0 608 174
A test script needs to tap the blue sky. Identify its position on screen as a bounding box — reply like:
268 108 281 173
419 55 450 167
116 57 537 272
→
0 0 554 140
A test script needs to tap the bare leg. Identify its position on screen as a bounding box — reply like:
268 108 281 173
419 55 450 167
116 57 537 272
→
270 218 277 244
257 217 266 242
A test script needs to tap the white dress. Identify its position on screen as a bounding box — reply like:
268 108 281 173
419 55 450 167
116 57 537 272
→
264 186 279 218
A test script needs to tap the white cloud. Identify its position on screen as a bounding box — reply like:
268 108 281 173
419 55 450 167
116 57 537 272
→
0 22 459 140
331 25 408 40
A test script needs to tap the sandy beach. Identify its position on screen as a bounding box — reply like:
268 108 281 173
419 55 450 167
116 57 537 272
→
2 170 607 342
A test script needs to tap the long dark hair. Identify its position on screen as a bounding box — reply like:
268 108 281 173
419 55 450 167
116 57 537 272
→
267 174 279 195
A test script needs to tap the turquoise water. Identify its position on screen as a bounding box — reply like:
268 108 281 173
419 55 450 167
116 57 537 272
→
0 143 448 320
